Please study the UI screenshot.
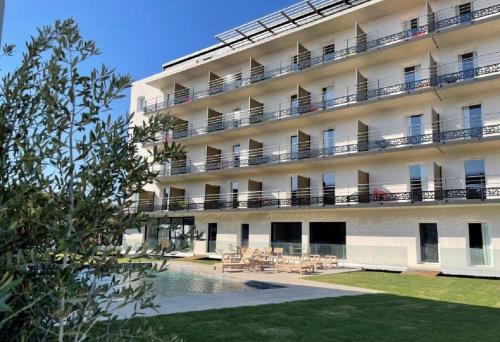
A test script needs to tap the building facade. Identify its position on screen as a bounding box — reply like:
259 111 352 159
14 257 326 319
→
130 0 500 277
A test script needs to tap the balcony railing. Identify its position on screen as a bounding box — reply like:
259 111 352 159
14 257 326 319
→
143 0 500 113
142 55 500 144
135 186 500 213
152 116 500 177
134 174 500 213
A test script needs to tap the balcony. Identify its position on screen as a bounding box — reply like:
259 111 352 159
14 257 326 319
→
134 175 500 213
151 113 500 178
143 0 500 114
142 51 500 146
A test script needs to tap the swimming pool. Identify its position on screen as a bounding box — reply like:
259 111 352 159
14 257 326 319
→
151 271 278 297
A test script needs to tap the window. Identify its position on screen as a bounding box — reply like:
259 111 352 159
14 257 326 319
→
460 52 475 79
241 224 249 248
322 86 335 108
233 108 241 127
405 18 419 36
323 43 336 60
404 65 420 90
323 173 336 205
310 222 346 258
468 223 491 266
136 96 145 112
291 135 298 160
231 181 239 208
291 176 298 199
456 2 472 22
290 94 299 114
323 129 335 155
419 223 439 263
410 165 426 201
207 223 217 253
233 144 240 167
463 104 482 138
464 159 486 199
408 114 423 143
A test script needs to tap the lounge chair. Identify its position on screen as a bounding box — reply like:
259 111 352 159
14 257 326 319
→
276 258 314 275
322 255 339 269
221 252 245 273
309 254 324 270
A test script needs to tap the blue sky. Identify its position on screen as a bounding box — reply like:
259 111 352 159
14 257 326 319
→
2 0 296 118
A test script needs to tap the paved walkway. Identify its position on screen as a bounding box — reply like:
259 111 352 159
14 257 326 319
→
113 261 377 318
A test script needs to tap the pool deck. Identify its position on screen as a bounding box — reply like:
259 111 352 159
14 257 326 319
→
113 261 378 318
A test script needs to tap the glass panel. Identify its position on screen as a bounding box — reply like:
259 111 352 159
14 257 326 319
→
463 104 482 138
468 223 491 266
419 223 439 263
323 173 336 205
241 224 249 248
460 52 475 79
207 223 217 253
291 135 298 160
323 129 335 155
464 159 485 199
271 222 302 256
310 222 346 258
410 165 424 201
408 114 423 143
291 95 299 114
233 144 240 167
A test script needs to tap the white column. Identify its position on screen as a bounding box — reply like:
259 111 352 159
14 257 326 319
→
302 220 309 255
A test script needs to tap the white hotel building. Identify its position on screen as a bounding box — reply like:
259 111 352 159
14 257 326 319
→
130 0 500 277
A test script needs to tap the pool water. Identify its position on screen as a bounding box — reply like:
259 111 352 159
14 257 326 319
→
151 271 261 297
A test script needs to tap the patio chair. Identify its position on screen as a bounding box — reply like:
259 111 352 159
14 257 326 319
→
272 247 284 258
309 254 324 270
221 252 246 273
276 257 314 275
321 255 339 269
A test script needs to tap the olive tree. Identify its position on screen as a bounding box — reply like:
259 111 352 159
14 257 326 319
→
0 19 183 340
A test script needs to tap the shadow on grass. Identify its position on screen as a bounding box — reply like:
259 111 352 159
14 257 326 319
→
93 293 500 341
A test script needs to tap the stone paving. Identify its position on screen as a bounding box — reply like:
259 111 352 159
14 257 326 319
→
112 261 378 318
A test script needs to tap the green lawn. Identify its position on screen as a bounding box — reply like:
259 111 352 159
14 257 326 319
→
305 271 500 307
93 272 500 341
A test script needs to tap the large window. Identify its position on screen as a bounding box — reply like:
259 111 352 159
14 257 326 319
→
462 104 482 138
468 223 491 266
271 222 302 255
408 114 423 144
207 223 217 253
241 224 249 248
310 222 346 258
419 223 439 263
322 86 335 108
323 172 336 205
460 51 475 79
323 129 335 155
231 181 239 209
410 165 426 201
290 135 298 160
404 65 420 90
233 144 240 167
464 159 486 199
290 94 299 115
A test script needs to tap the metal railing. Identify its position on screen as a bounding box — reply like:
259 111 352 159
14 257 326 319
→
133 175 500 213
143 0 500 113
143 53 500 145
151 116 500 177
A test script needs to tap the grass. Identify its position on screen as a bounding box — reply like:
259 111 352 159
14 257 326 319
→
92 271 500 341
305 271 500 307
95 294 500 341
